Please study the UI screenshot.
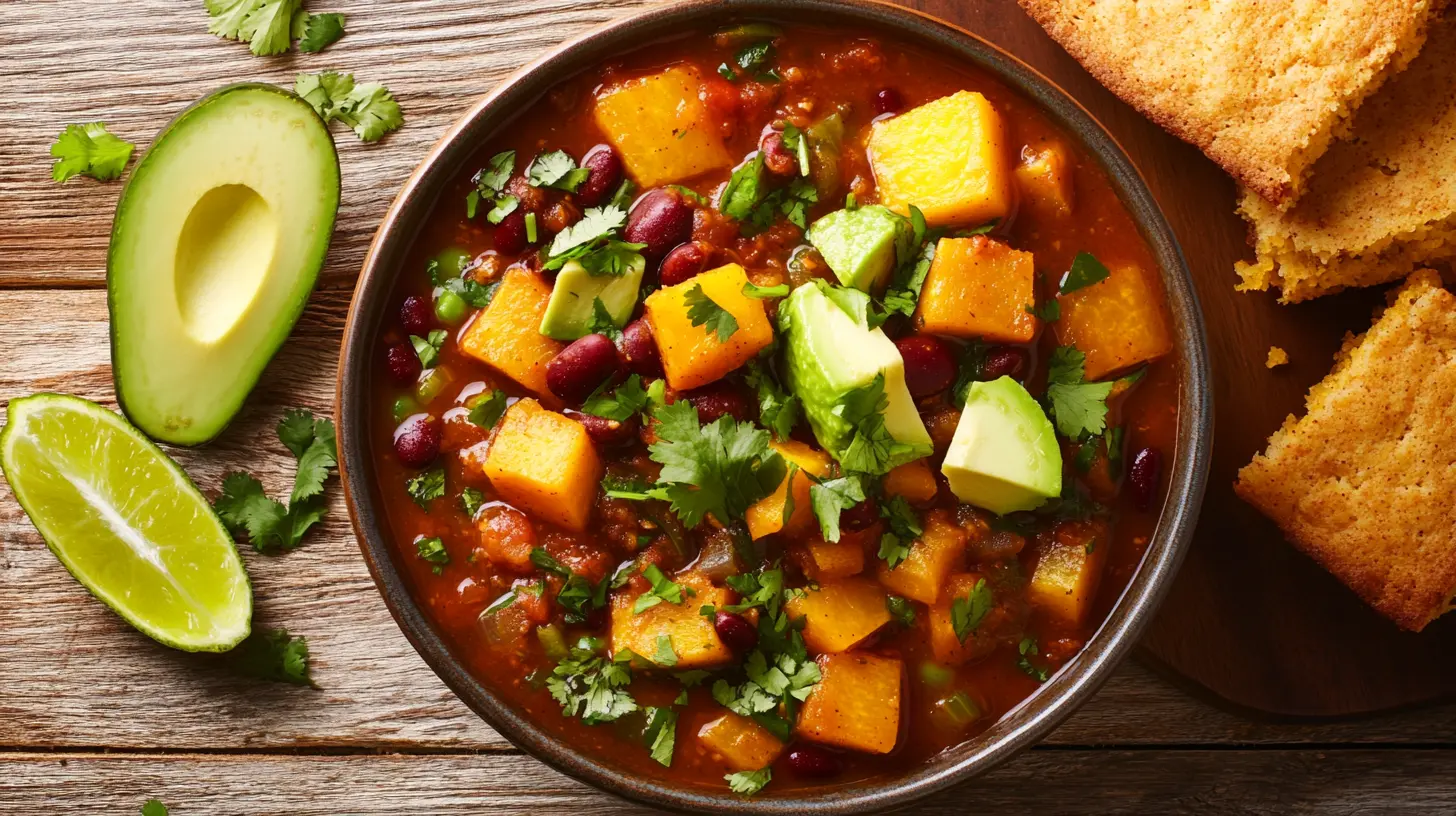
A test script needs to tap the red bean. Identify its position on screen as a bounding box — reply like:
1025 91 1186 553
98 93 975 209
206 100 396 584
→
658 241 714 287
684 382 753 424
982 346 1029 381
575 413 639 449
787 745 843 779
760 131 797 176
393 414 442 468
574 145 623 208
714 611 758 653
494 208 530 255
839 497 880 532
625 188 694 263
385 342 422 385
619 319 665 378
547 334 625 404
896 336 957 397
1129 446 1163 511
874 87 904 115
399 295 433 335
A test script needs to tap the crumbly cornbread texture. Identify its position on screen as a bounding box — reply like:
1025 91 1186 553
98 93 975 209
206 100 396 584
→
1236 271 1456 631
1020 0 1442 208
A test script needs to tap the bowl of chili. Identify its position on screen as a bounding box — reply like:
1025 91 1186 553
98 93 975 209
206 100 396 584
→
336 0 1212 811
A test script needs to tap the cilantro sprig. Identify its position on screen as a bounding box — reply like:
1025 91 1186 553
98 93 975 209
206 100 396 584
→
547 642 638 724
214 410 337 553
544 205 646 276
744 359 800 441
1044 346 1114 438
877 494 922 569
643 705 678 767
228 627 313 686
295 71 402 142
633 563 692 614
530 548 611 624
206 0 346 56
951 578 993 643
808 473 865 543
405 467 445 509
49 123 134 183
727 767 773 796
685 284 739 342
527 150 590 192
645 400 786 529
466 150 518 222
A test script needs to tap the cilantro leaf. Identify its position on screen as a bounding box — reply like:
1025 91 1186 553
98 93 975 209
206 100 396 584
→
808 474 865 543
414 536 449 574
215 472 288 550
1059 251 1110 295
141 799 169 816
876 495 921 569
1026 298 1061 322
546 644 638 724
835 373 930 475
527 149 591 192
744 360 800 441
951 578 994 643
583 374 650 422
634 563 690 614
647 400 786 528
886 595 916 627
294 72 403 142
584 297 624 341
643 705 678 767
461 487 485 518
779 124 812 176
406 467 445 509
206 0 302 55
410 329 446 368
1044 346 1114 438
742 281 790 299
653 634 678 668
467 390 509 429
877 533 911 570
468 151 516 219
684 284 739 342
726 767 772 796
950 340 990 408
1018 637 1051 682
50 123 134 183
296 12 345 52
214 410 338 553
229 627 313 686
720 153 767 220
547 205 628 260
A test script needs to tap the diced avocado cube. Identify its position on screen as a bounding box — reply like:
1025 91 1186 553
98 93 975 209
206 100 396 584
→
941 377 1062 514
781 281 931 470
806 205 907 293
539 256 645 341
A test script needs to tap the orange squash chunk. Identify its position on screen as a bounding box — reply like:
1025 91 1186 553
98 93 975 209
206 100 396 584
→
788 577 891 654
593 66 733 188
928 573 1000 665
876 511 968 604
1028 519 1109 628
1015 142 1074 216
459 268 563 398
745 440 832 540
1055 262 1173 381
868 91 1012 227
915 236 1037 343
483 399 601 532
698 713 785 772
804 535 867 581
643 263 774 390
884 459 938 504
610 572 734 669
796 652 902 754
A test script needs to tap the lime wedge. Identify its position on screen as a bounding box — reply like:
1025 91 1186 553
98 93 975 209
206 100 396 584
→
0 394 251 651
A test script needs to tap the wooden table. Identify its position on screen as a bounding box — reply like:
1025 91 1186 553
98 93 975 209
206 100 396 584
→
3 0 1455 812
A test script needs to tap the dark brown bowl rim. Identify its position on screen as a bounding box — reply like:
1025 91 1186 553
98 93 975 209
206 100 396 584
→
335 1 1213 812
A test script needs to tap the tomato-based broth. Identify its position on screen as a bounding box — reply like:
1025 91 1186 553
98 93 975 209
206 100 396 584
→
370 23 1178 797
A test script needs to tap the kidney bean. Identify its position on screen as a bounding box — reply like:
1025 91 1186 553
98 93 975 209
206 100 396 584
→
839 497 880 532
684 382 753 424
494 209 530 255
547 334 625 404
760 131 797 176
393 414 442 468
658 241 714 287
618 319 664 378
506 175 547 213
575 145 623 208
625 188 694 263
385 341 422 385
981 346 1029 381
575 413 639 449
399 295 433 335
896 335 957 397
714 611 758 653
542 198 582 234
874 87 905 115
787 745 843 779
1128 446 1163 511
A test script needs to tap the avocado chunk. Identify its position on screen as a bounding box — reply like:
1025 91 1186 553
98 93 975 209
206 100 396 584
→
781 281 931 472
539 255 646 340
806 205 907 293
942 377 1062 514
109 84 340 445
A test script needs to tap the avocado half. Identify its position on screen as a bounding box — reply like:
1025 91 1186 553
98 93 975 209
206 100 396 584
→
108 84 341 445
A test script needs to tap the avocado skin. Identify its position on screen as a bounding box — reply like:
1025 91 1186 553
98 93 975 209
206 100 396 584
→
108 84 341 446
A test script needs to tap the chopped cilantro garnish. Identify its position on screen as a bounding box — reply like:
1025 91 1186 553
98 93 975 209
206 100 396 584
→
609 178 638 209
296 12 346 52
582 297 623 340
410 330 446 368
742 281 790 299
951 578 994 643
405 467 445 509
544 206 645 276
735 41 775 72
583 374 650 422
1017 637 1050 682
883 207 946 317
601 473 667 502
546 643 638 724
718 62 739 81
414 536 449 574
466 150 516 220
548 205 625 257
1059 251 1111 295
809 474 865 542
877 494 922 569
684 284 739 342
460 487 485 518
527 149 591 192
1026 298 1061 322
294 72 403 142
647 400 786 529
744 359 800 441
214 410 337 553
720 153 767 221
950 340 990 408
634 563 691 614
429 258 496 308
653 634 678 667
886 594 916 627
49 123 134 183
779 124 812 176
229 627 313 686
1045 346 1114 438
467 389 509 429
643 705 678 766
835 374 929 475
1105 425 1126 478
877 534 911 570
727 767 772 797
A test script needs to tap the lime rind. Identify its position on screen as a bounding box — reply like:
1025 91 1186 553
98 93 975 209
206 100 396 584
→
0 393 251 652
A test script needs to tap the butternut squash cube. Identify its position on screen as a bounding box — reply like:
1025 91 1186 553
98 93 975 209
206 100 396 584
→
804 535 866 581
884 459 939 504
643 263 774 390
928 573 1000 665
1055 262 1173 381
483 399 601 532
1028 520 1109 628
1015 143 1074 216
745 440 833 540
787 577 890 654
876 512 968 604
796 652 902 754
610 572 733 669
915 236 1037 343
698 713 785 772
593 66 733 188
868 91 1012 227
459 268 564 399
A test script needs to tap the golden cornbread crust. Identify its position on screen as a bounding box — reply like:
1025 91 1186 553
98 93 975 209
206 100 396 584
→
1019 0 1442 208
1235 271 1456 631
1235 12 1456 302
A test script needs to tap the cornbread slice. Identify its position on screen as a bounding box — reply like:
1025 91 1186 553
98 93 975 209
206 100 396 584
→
1235 14 1456 302
1019 0 1442 207
1235 271 1456 631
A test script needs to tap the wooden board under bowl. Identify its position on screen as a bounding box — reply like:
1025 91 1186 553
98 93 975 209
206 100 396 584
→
896 0 1456 716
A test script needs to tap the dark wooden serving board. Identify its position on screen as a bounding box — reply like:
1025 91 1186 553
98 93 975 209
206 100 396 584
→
901 0 1456 717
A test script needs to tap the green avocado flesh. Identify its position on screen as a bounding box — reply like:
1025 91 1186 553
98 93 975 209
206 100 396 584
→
109 84 340 445
539 256 645 340
781 281 931 467
806 205 904 293
942 377 1063 514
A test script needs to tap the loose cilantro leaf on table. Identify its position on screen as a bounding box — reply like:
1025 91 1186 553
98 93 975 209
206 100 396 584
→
808 474 865 543
685 284 739 342
744 360 800 441
634 563 691 614
141 799 169 816
727 767 772 796
215 410 337 553
647 400 786 529
50 123 134 183
547 644 638 724
206 0 301 56
583 374 651 422
467 389 509 429
295 71 403 142
1058 251 1110 295
405 467 445 509
414 536 449 574
643 705 678 766
1044 346 1114 438
527 149 591 192
951 578 993 643
296 11 346 52
229 627 314 687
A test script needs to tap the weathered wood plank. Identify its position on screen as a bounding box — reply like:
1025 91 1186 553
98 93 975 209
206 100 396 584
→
7 749 1456 815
